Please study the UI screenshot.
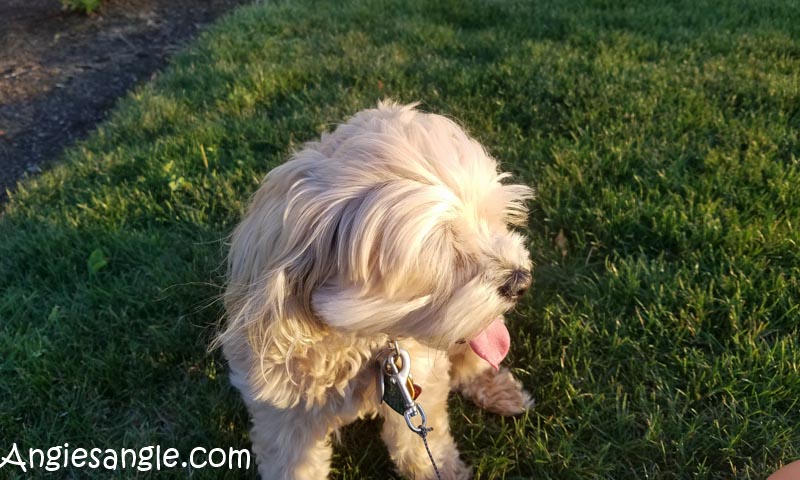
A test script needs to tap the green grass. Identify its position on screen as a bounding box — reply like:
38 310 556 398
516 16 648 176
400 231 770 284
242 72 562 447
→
60 0 102 14
2 0 799 478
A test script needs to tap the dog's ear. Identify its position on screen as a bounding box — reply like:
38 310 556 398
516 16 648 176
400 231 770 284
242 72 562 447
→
222 152 337 342
312 284 432 334
218 154 357 408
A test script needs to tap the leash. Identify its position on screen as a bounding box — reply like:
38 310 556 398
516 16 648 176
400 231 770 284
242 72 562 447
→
418 425 442 480
378 340 442 480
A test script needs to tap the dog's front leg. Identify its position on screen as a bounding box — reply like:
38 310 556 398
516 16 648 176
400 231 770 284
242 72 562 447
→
247 401 332 480
448 339 533 416
380 340 471 480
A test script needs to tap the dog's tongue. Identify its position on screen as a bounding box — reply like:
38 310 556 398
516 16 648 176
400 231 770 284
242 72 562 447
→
468 317 510 370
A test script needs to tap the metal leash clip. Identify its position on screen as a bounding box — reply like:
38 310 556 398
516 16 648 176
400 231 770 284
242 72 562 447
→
377 341 427 433
376 341 442 480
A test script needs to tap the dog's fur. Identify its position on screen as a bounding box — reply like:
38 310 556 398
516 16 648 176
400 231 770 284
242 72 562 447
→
218 101 534 479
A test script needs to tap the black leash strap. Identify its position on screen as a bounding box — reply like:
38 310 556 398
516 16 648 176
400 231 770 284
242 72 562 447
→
418 426 442 480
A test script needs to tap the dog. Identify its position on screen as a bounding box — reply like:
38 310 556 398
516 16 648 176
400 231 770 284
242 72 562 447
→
218 101 534 479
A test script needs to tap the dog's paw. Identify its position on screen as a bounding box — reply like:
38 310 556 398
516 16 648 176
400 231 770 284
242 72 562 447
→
435 456 473 480
461 367 534 416
400 450 472 480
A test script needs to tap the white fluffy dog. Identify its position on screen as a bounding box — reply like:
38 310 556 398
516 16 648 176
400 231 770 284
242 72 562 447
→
219 101 534 479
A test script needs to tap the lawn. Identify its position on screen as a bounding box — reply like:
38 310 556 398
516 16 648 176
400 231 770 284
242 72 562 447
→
1 0 799 478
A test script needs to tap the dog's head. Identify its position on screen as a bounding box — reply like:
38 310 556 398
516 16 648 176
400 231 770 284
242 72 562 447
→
226 102 533 352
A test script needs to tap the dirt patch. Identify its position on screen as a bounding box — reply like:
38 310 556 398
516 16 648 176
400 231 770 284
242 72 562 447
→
0 0 249 204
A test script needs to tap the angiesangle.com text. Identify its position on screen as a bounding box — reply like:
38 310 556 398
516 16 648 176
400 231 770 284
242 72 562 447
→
0 443 251 473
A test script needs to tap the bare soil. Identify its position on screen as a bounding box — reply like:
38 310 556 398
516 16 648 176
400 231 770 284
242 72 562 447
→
0 0 249 203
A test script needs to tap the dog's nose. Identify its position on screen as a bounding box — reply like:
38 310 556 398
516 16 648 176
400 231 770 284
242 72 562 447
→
499 269 531 300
